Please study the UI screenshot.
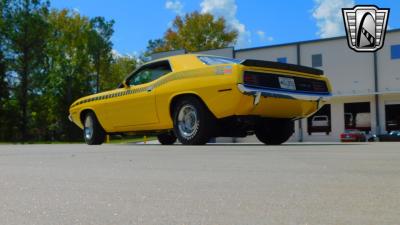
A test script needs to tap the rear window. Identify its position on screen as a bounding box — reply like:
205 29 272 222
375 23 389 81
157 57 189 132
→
198 56 242 65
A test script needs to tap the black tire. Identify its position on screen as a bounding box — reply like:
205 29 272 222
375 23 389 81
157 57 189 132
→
255 118 294 145
83 111 106 145
172 96 214 145
157 132 177 145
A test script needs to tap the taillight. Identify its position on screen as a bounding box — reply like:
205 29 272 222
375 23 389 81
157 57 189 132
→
243 73 258 85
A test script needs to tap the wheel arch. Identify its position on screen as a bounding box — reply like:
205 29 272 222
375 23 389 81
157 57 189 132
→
79 108 105 130
168 93 215 120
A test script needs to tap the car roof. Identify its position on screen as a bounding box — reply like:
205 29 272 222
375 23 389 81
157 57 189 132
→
153 53 234 62
143 54 239 72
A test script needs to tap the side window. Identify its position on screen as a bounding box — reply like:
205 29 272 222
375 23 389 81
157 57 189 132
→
127 60 172 86
129 69 153 86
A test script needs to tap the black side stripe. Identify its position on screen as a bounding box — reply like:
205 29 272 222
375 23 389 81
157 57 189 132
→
218 88 232 92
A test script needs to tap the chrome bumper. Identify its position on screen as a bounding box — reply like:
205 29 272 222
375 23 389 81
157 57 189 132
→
237 84 331 106
68 114 73 122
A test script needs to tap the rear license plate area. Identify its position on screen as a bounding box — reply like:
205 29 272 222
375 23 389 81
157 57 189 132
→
278 77 296 90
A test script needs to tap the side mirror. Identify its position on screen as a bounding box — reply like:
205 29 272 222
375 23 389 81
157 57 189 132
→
123 80 129 88
118 80 129 89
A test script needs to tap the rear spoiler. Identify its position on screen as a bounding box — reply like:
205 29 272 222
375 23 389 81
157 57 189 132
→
240 59 324 76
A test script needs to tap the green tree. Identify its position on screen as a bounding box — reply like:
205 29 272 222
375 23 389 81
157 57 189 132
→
7 0 50 142
44 10 119 141
0 0 23 142
0 0 9 107
44 9 95 141
145 38 166 55
0 1 130 142
88 16 114 93
101 55 137 91
0 0 11 140
147 11 238 54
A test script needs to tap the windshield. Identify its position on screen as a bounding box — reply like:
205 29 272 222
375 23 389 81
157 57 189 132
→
198 56 242 65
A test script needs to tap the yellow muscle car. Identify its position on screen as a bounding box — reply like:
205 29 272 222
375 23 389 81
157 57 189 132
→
69 54 332 145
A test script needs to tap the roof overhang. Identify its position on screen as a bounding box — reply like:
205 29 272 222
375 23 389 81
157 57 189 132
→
332 90 400 98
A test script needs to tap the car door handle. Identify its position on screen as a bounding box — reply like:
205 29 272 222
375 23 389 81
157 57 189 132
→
146 86 153 92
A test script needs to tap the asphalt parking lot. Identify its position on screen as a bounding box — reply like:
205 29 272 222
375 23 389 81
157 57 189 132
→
0 142 399 225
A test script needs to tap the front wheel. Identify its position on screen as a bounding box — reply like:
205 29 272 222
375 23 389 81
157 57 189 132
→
255 118 294 145
83 111 106 145
172 97 214 145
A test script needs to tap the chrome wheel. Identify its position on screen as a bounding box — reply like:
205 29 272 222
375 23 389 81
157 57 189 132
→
84 115 94 140
177 105 199 139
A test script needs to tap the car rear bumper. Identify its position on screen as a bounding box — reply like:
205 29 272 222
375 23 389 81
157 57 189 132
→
237 84 331 106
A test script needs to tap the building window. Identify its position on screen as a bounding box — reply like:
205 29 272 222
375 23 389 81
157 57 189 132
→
277 57 287 63
391 45 400 60
344 102 371 133
385 104 400 131
312 54 322 67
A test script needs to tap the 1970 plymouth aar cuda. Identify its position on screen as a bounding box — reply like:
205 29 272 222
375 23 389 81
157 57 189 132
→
69 54 332 145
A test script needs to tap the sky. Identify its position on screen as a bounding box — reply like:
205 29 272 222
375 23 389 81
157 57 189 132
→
51 0 400 56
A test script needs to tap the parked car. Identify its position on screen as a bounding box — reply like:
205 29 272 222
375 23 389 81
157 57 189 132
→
377 130 400 142
69 54 332 145
308 115 331 135
340 129 367 142
365 133 378 142
312 115 329 127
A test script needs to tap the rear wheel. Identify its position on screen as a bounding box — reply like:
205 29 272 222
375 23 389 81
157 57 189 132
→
172 96 214 145
255 118 294 145
157 132 177 145
83 111 106 145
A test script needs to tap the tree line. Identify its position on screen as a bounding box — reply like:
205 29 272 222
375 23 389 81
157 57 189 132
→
0 0 237 143
0 0 137 142
145 11 238 54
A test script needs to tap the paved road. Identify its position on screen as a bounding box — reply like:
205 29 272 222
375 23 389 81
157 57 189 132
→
0 143 399 225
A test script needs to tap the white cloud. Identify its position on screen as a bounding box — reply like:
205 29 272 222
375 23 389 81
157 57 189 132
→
112 49 137 59
256 30 273 42
165 0 184 15
256 30 265 39
72 7 80 14
112 49 123 58
312 0 354 38
200 0 251 48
